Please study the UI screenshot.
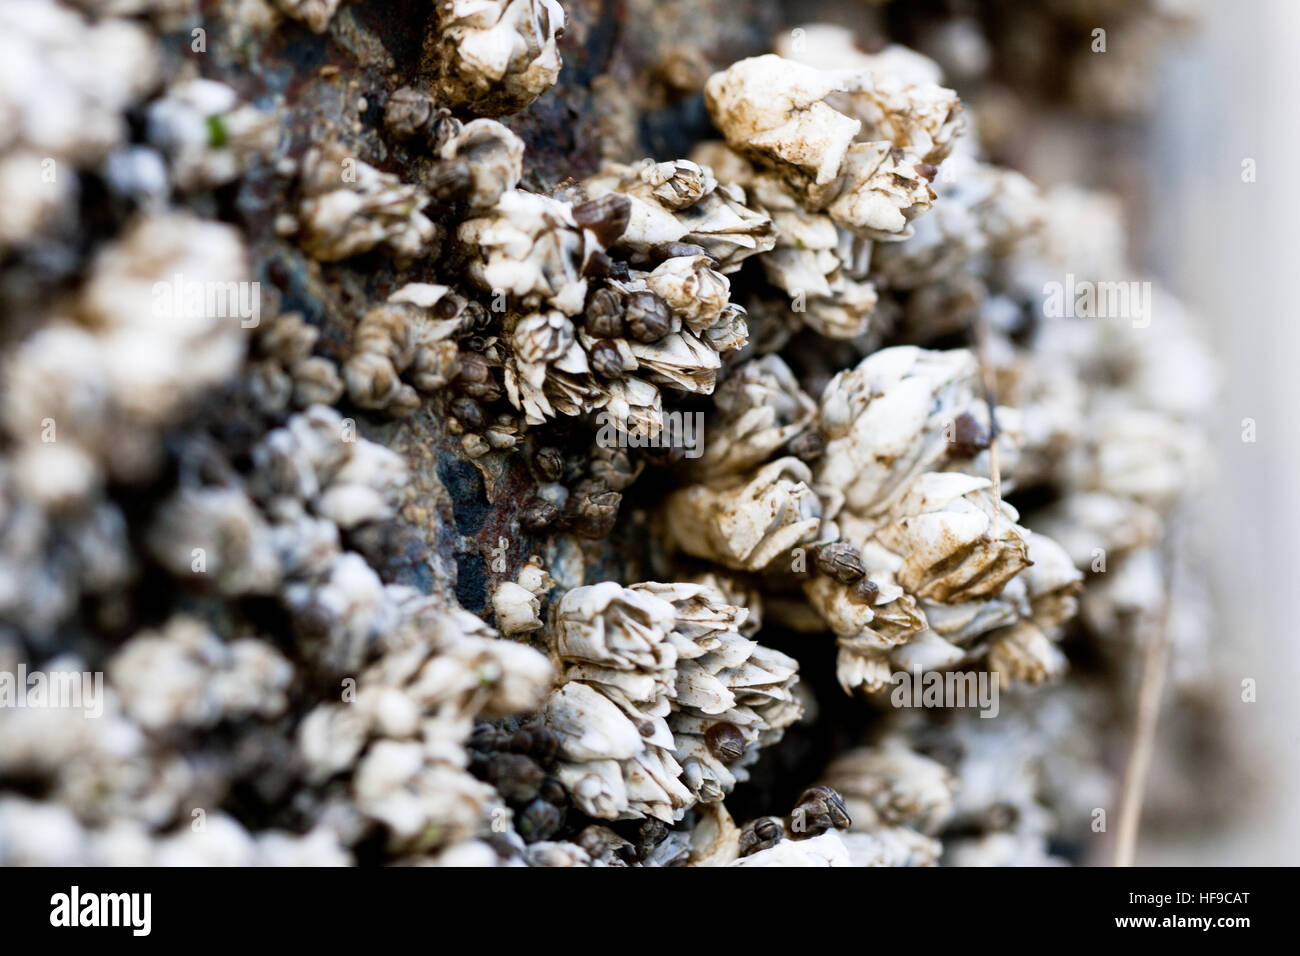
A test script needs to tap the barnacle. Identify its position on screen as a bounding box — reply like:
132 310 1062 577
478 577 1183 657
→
543 581 798 822
275 0 341 33
704 55 939 239
0 0 1236 873
145 78 278 192
665 457 824 572
297 144 438 263
428 0 566 116
583 159 776 272
343 284 465 415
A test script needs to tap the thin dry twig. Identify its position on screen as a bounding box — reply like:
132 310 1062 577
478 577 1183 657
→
972 314 1002 537
1114 524 1180 866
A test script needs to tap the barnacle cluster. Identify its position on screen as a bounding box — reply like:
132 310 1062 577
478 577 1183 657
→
0 0 1225 867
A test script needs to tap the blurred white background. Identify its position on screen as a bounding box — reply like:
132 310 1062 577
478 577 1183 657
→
1142 0 1300 864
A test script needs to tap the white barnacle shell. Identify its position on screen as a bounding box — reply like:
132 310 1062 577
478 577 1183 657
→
108 616 293 732
823 140 936 241
598 376 664 442
886 628 968 676
511 309 575 364
839 827 942 867
731 830 852 866
705 55 860 196
146 78 278 191
665 457 823 572
815 346 984 521
146 485 282 595
627 329 722 394
742 175 881 339
1 213 252 494
525 841 594 867
687 801 742 866
803 572 925 647
492 581 542 635
458 190 589 315
874 472 1030 604
694 354 816 479
430 0 565 116
0 0 159 170
641 159 716 209
916 597 1021 648
698 302 749 354
821 736 956 834
665 597 801 802
517 556 555 597
703 55 938 238
275 0 342 33
645 255 730 334
774 26 962 165
835 643 893 696
986 621 1067 685
551 582 678 674
344 287 463 415
298 145 437 263
804 272 880 339
1022 530 1083 632
584 159 774 272
439 118 524 209
545 690 639 785
777 27 963 163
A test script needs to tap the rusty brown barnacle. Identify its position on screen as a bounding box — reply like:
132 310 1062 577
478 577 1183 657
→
384 86 435 138
815 542 866 584
738 816 784 857
624 290 672 343
520 728 562 766
632 819 670 861
572 194 631 247
847 577 880 607
575 825 635 864
533 446 565 482
649 241 712 265
469 723 507 752
589 339 624 379
584 286 625 338
569 479 621 538
788 785 851 838
433 294 462 320
538 776 567 806
583 250 630 280
516 798 565 843
456 351 492 385
428 158 474 204
450 396 486 430
521 497 560 531
461 300 492 331
455 351 502 402
704 722 745 762
786 429 826 463
946 411 990 459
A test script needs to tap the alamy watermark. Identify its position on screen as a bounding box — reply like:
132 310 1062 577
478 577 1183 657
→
151 274 261 328
1042 273 1151 328
50 886 151 936
0 666 104 718
594 410 705 459
890 669 999 718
